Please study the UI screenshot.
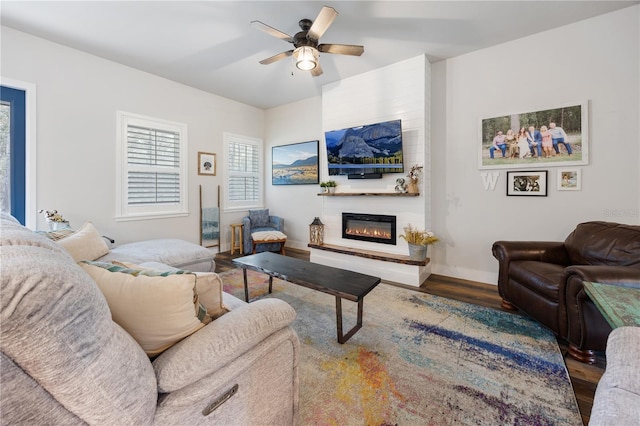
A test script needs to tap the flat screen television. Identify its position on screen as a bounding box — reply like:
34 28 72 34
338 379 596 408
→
325 119 404 176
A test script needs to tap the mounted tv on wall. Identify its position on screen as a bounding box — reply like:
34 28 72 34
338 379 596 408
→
325 119 404 176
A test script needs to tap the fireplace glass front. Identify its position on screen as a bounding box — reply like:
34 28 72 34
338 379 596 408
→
342 213 396 245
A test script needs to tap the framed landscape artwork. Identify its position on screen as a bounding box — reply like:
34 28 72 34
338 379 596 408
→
506 170 548 196
272 140 319 185
479 101 588 169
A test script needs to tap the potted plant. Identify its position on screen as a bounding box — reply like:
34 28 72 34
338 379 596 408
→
38 209 70 231
320 182 328 193
326 180 337 194
399 224 438 260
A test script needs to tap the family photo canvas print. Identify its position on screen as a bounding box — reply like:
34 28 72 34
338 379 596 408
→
479 101 588 169
272 140 319 185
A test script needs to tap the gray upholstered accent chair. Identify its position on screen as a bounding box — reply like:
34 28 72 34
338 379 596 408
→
242 209 285 254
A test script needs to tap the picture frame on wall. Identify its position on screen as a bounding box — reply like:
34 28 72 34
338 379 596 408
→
506 170 548 196
479 101 588 170
198 152 216 176
557 168 582 191
272 140 319 185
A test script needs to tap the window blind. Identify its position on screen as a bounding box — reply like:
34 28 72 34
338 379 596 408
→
127 125 180 205
227 141 259 202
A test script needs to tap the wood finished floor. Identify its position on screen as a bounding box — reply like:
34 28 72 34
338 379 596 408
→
214 248 605 425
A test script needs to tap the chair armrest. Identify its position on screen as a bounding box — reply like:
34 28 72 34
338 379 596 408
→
563 266 640 350
564 265 640 286
270 216 284 232
152 298 296 393
492 241 569 264
492 241 569 297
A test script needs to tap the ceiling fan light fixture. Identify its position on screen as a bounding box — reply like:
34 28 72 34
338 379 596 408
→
293 46 318 71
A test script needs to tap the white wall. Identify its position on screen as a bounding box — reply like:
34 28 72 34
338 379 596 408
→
430 6 640 284
320 55 430 253
264 96 324 249
1 26 264 246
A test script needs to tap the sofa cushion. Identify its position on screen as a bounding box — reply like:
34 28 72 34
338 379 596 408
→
56 222 110 262
564 221 640 267
249 209 270 228
1 221 157 424
98 238 215 272
251 230 287 242
80 261 211 356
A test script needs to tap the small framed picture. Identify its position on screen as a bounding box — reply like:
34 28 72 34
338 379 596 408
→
557 168 581 191
506 170 548 196
198 152 216 176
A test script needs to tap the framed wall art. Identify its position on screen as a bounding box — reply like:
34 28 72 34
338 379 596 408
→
506 170 548 196
557 168 582 191
272 140 319 185
198 152 216 176
479 101 588 169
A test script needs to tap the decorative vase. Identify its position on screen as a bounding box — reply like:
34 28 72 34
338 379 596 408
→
408 243 427 261
407 179 419 194
328 187 336 194
48 221 70 231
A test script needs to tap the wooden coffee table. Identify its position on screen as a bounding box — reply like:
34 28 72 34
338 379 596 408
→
233 252 381 344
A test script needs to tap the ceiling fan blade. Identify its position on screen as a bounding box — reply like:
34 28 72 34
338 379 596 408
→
311 62 323 77
259 50 293 65
318 44 364 56
307 6 338 42
251 20 295 43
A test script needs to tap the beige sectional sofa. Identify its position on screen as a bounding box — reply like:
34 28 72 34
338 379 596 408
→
0 214 300 425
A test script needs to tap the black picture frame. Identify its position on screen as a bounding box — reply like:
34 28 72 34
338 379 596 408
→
272 140 319 185
506 170 548 196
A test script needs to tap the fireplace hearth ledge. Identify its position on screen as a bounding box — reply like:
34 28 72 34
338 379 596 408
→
309 245 431 287
308 243 428 266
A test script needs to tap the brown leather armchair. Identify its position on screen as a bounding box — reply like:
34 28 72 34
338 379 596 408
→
492 221 640 363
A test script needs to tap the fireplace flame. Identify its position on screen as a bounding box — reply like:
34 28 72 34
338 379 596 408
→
345 226 392 240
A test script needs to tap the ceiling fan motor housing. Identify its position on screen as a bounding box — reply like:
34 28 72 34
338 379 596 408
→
293 19 317 48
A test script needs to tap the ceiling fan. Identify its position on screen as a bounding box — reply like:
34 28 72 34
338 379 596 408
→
251 6 364 77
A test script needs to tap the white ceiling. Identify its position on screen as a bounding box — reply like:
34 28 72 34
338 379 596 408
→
2 1 637 109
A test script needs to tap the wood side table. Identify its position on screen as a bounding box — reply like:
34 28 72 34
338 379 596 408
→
230 223 243 255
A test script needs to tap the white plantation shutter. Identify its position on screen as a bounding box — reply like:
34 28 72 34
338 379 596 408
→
127 125 180 205
224 133 262 210
116 112 188 220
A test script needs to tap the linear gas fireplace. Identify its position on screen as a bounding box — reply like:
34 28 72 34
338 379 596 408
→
342 213 396 245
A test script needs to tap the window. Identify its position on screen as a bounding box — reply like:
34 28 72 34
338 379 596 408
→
116 111 188 220
0 80 36 228
223 132 262 211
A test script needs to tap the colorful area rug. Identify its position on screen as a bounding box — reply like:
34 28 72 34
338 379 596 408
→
219 268 581 425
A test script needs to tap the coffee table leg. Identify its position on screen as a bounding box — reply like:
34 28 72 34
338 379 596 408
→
268 276 273 294
243 268 249 302
335 297 363 344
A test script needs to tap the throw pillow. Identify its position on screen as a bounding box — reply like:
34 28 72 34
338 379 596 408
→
57 222 110 262
111 260 227 319
80 261 211 356
249 209 270 228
